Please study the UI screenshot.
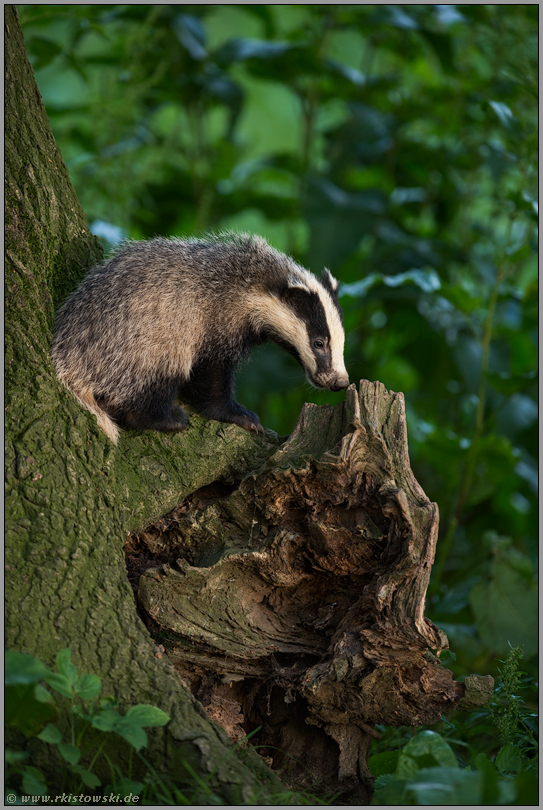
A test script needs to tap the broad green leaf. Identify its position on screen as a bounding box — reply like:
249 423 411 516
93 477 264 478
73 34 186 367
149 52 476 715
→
474 752 500 804
406 766 482 805
74 673 102 700
91 708 120 732
104 777 144 796
37 723 63 744
369 749 400 777
33 684 55 705
21 766 48 796
5 684 57 736
114 721 148 752
71 764 101 788
341 268 440 299
44 672 73 699
5 749 28 765
57 742 81 766
495 743 523 775
372 778 409 805
5 650 51 685
514 769 539 805
55 649 78 686
470 549 538 657
125 704 170 728
396 731 458 779
373 772 398 790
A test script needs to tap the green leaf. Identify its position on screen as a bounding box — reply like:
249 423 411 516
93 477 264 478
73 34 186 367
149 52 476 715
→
406 766 483 805
373 772 398 791
56 649 78 686
495 742 523 775
37 723 63 744
27 35 63 70
396 731 458 779
114 720 148 752
172 14 207 60
33 684 55 705
369 750 400 777
474 752 500 804
372 778 409 805
44 672 73 699
5 650 51 686
469 548 538 658
57 742 81 766
91 708 120 732
514 769 539 805
5 684 57 736
71 764 101 788
74 673 102 700
21 766 48 796
125 704 170 728
105 777 144 796
489 100 517 129
5 749 28 765
341 268 440 299
215 37 293 67
440 284 481 313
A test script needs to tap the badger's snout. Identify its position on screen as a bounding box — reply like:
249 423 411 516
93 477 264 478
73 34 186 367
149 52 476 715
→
329 376 350 392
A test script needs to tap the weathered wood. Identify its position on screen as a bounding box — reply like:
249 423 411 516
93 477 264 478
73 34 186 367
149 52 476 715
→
133 381 470 801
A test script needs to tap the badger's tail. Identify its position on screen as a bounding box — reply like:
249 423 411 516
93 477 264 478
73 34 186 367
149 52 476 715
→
59 377 120 445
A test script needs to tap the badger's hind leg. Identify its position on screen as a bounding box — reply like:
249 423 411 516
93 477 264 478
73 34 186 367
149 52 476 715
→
181 361 264 434
122 405 189 433
103 380 189 435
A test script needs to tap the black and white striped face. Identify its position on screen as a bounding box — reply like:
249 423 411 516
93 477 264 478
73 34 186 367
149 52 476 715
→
278 268 349 392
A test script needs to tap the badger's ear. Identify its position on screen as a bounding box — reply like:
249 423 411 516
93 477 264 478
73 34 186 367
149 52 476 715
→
321 268 340 295
285 276 312 295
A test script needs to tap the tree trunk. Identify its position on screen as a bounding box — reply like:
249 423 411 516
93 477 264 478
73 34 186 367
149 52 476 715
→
5 5 492 804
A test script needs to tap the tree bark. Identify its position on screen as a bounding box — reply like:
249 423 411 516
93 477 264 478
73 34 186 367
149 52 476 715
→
5 5 492 804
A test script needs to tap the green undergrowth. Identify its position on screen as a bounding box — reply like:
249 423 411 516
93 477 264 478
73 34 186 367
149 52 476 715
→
369 646 538 805
4 648 331 806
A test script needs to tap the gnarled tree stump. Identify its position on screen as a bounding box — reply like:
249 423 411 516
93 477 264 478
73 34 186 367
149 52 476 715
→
129 381 474 802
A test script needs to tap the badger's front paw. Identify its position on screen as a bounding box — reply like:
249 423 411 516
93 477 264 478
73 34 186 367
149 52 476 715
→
201 401 264 435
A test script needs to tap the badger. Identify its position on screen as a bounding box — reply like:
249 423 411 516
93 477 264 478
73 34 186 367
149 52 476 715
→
52 233 349 444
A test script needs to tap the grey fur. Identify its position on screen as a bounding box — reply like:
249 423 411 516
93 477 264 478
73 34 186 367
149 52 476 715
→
52 233 349 444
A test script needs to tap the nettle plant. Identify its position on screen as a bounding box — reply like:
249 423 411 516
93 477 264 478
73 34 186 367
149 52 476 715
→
5 648 169 801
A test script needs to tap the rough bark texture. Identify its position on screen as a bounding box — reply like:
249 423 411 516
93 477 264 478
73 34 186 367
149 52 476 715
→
131 384 474 802
5 6 492 804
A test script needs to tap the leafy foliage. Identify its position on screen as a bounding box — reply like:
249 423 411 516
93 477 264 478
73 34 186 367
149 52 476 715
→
369 646 538 805
4 648 330 805
5 648 168 802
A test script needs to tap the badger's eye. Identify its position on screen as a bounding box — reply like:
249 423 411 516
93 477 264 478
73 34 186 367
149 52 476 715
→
313 339 325 350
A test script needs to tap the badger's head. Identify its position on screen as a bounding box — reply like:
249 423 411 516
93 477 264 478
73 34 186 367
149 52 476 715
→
281 268 349 391
252 266 349 392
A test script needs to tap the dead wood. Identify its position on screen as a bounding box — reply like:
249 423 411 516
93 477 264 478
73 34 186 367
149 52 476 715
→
129 381 482 803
